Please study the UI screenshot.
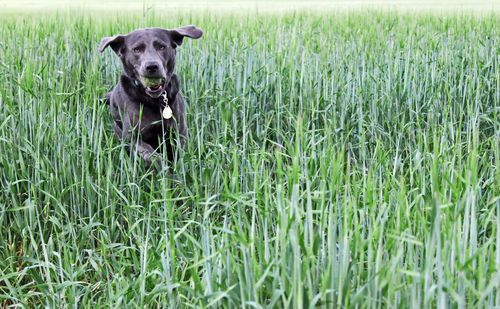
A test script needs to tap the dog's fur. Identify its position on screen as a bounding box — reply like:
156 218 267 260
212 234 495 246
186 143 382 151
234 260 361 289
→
99 26 203 164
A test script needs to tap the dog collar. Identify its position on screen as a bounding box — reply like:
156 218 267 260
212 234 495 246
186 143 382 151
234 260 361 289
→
161 91 173 119
134 79 171 119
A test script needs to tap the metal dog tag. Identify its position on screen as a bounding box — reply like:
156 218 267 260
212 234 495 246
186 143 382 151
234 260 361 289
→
162 106 173 119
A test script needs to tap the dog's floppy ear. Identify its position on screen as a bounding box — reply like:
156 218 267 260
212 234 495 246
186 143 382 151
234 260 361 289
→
99 35 125 55
168 25 203 48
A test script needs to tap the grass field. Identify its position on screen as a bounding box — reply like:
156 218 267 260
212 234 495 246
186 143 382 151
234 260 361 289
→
1 0 499 13
0 2 499 308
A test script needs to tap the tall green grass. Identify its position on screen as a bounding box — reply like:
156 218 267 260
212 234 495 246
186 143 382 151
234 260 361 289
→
0 9 499 308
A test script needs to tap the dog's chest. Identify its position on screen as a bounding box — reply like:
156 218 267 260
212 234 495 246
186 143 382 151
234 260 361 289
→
132 103 175 136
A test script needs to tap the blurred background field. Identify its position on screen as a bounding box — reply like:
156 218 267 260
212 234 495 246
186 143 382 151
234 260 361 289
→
0 0 499 14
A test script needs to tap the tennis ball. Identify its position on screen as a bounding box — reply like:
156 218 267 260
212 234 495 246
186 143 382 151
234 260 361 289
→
140 76 163 87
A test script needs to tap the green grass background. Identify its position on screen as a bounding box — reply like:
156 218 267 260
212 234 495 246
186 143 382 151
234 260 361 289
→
0 0 499 13
0 2 499 307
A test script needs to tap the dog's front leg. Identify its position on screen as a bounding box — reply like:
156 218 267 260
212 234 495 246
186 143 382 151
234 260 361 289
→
114 119 161 165
135 140 161 165
177 112 187 149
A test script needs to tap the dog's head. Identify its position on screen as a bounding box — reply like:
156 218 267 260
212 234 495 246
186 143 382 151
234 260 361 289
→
99 25 203 98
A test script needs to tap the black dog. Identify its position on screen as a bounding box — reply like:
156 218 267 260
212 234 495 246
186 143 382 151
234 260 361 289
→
99 25 203 164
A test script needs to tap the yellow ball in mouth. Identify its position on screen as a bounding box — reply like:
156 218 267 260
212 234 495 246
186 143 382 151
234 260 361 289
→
140 76 164 87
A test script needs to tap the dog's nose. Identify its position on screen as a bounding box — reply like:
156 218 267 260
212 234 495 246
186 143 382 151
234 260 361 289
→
145 62 159 74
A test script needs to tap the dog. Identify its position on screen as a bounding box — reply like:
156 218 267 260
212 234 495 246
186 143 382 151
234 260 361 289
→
99 25 203 164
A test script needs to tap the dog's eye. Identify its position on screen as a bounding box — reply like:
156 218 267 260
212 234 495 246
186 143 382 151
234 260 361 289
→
133 48 141 53
158 45 166 50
